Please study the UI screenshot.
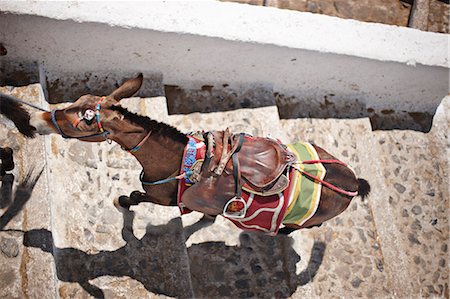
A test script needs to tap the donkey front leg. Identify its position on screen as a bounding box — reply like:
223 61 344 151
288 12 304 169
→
114 191 149 209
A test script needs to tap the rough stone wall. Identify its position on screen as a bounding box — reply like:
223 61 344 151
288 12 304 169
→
428 0 449 33
266 0 412 26
223 0 450 33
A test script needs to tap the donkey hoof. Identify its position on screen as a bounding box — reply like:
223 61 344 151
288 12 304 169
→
114 196 131 210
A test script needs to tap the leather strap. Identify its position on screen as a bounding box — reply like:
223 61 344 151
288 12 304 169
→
128 130 152 153
232 133 245 199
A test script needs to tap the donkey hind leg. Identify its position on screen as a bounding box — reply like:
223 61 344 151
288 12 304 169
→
184 214 216 239
0 147 14 177
114 190 147 209
278 221 324 235
278 226 298 235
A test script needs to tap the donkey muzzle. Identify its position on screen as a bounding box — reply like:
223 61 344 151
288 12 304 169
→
30 112 56 135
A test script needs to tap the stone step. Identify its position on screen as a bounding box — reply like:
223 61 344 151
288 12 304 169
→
280 117 391 298
280 104 449 299
168 105 287 142
116 89 293 298
0 84 58 298
167 105 294 298
2 84 447 298
0 91 194 298
368 96 449 298
1 86 290 298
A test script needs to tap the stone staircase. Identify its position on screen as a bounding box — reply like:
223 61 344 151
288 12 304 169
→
0 83 448 298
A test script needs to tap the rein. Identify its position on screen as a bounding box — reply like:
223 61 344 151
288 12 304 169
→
0 92 50 112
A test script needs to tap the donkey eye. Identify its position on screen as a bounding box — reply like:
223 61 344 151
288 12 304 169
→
83 109 95 121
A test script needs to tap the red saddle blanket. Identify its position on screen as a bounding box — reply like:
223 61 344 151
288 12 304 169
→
177 135 294 236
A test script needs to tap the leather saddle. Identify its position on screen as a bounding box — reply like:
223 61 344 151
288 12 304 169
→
181 129 297 216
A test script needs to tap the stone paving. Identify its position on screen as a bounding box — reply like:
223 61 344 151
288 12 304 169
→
0 84 448 298
369 97 448 298
281 117 391 298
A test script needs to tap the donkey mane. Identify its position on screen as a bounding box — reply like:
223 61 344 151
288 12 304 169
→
109 105 188 144
0 93 36 138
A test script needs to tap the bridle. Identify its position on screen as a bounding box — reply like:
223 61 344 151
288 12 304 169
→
50 96 152 153
50 97 111 140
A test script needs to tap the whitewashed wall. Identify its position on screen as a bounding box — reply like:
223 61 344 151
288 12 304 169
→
0 0 448 112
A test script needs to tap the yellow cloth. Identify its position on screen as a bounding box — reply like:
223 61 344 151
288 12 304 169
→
283 142 326 225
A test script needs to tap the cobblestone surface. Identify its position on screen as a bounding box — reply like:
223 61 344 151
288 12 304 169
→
375 134 448 296
188 232 304 298
0 84 448 298
371 102 448 297
168 106 304 297
281 118 390 298
43 97 193 298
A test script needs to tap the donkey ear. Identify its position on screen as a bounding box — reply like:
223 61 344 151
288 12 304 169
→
109 73 143 101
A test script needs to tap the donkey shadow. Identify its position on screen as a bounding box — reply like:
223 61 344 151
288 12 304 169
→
22 211 193 298
0 165 43 229
1 150 326 298
184 219 326 298
22 207 326 299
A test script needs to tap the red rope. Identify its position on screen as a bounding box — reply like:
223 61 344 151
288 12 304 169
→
301 159 348 166
294 159 358 197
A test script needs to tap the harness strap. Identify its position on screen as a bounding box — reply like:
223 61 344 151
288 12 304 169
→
50 97 110 140
232 133 245 199
95 97 105 133
293 159 358 197
51 110 110 140
301 159 349 166
51 110 69 138
140 169 193 186
71 117 82 128
222 133 247 219
213 129 231 174
127 130 152 153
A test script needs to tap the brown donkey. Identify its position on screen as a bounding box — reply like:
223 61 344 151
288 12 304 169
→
4 74 370 234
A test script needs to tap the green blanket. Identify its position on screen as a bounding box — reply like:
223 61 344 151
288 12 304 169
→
283 142 326 225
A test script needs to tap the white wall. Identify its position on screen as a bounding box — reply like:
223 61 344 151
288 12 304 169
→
0 1 448 112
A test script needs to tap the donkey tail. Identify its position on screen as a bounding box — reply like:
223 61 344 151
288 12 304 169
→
0 93 35 138
357 178 371 200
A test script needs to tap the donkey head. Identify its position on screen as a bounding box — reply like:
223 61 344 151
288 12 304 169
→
30 74 145 142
